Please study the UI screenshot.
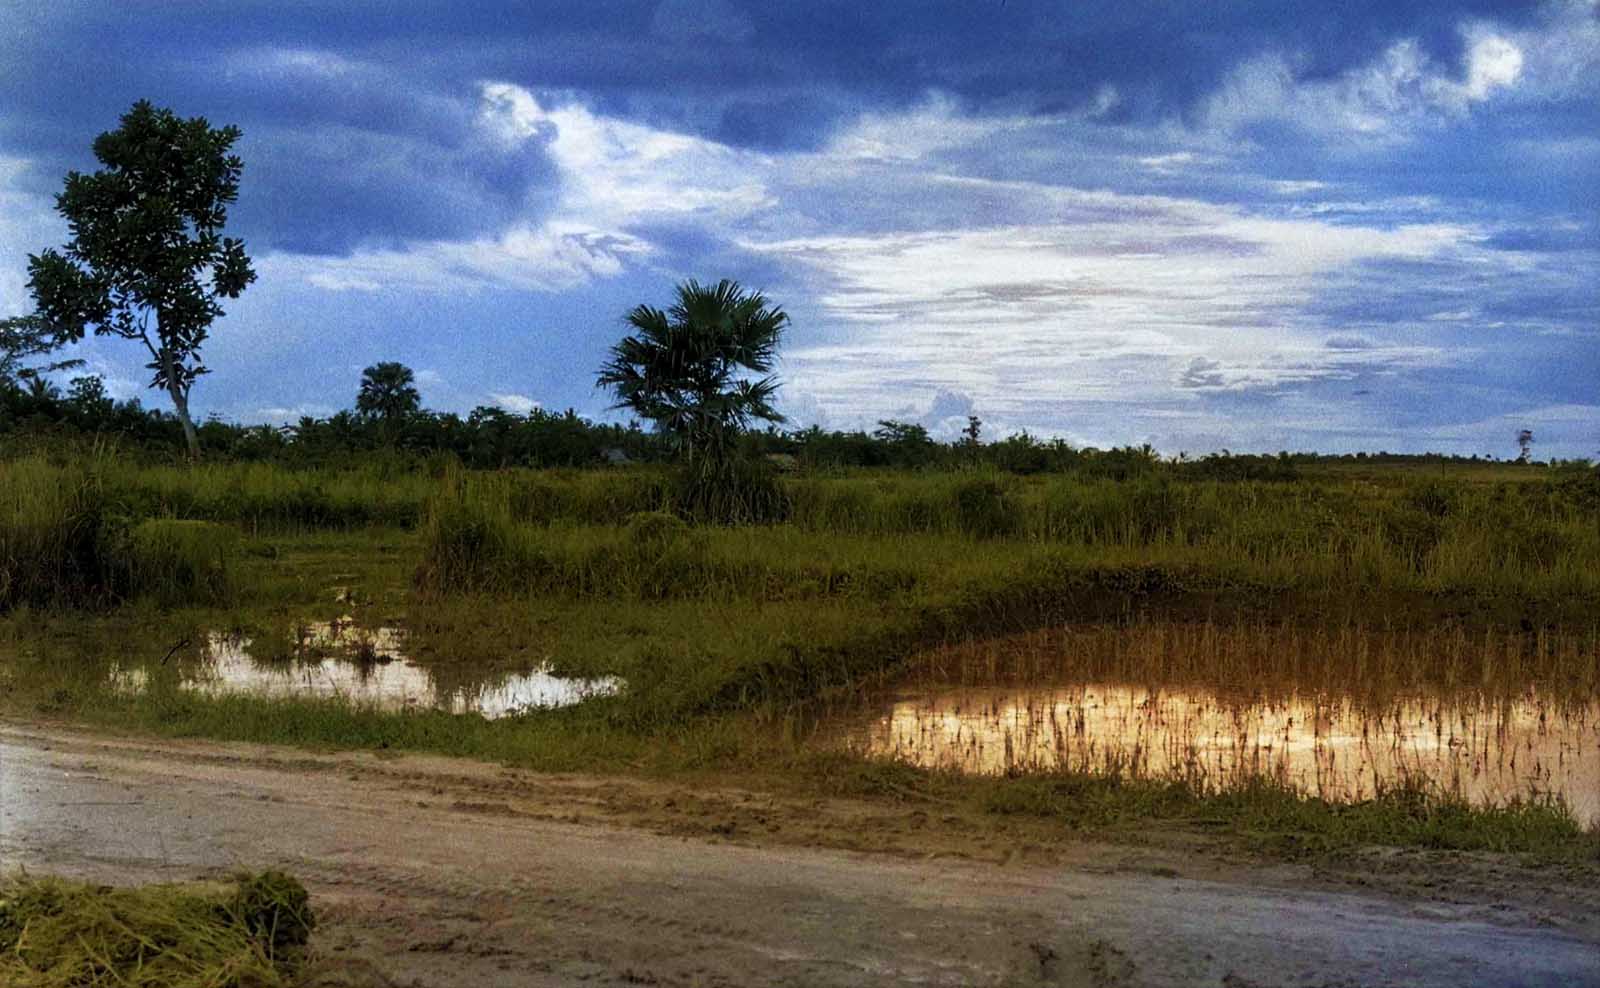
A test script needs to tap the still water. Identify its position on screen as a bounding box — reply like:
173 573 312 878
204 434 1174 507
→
110 618 622 718
836 684 1599 825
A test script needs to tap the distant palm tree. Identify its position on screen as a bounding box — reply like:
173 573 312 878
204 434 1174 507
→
356 362 421 443
597 279 786 467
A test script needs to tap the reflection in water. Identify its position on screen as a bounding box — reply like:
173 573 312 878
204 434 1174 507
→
840 685 1599 825
111 620 622 718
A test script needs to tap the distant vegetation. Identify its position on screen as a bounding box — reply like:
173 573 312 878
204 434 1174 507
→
1 373 1588 478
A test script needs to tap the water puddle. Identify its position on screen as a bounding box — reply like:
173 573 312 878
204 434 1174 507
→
832 684 1600 825
111 618 623 718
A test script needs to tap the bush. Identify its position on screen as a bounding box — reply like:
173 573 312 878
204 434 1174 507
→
0 458 118 609
951 475 1019 539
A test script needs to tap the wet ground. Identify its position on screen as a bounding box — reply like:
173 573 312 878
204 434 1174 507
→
96 616 1600 825
829 683 1600 826
2 722 1597 987
108 617 622 718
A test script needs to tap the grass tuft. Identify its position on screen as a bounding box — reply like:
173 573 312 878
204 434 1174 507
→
0 870 314 988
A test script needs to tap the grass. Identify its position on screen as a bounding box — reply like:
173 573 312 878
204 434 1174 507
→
2 451 1599 862
0 871 314 988
809 755 1597 862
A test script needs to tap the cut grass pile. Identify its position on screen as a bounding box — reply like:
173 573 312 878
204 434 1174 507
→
0 870 314 988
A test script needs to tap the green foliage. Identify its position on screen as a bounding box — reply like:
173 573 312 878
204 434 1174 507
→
121 519 238 606
0 314 84 386
355 361 421 438
26 100 255 457
0 458 245 610
597 279 786 465
228 871 316 956
950 474 1020 539
0 871 312 987
0 461 109 609
674 455 791 524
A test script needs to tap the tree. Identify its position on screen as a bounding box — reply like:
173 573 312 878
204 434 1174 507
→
962 415 983 447
27 100 255 459
596 279 786 467
1 314 83 386
356 361 421 442
1516 428 1534 464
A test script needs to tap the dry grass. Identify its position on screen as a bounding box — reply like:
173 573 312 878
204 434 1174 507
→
0 870 313 988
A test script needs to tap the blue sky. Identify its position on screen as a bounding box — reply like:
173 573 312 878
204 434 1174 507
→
1 0 1595 458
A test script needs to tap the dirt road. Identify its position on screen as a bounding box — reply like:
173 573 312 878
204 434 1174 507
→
1 722 1595 987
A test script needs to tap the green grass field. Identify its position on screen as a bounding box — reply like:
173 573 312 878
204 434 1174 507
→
3 451 1597 861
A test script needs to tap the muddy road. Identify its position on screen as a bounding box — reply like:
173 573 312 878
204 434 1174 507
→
1 723 1595 987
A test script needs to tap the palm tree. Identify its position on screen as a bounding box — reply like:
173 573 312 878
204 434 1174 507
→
356 362 421 444
596 279 786 468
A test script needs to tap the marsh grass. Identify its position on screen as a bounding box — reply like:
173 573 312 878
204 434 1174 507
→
899 621 1600 699
0 871 314 988
1 460 243 610
7 623 1597 861
6 452 1600 860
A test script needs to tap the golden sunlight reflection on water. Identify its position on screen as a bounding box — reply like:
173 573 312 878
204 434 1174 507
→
842 685 1599 824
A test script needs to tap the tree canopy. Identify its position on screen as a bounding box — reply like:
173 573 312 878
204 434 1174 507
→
26 99 255 459
596 279 786 466
356 362 422 424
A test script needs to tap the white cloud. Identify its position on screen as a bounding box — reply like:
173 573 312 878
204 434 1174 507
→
0 156 63 317
477 82 774 225
266 222 653 294
1202 29 1524 141
489 392 540 414
1464 34 1524 99
748 178 1477 421
269 79 776 295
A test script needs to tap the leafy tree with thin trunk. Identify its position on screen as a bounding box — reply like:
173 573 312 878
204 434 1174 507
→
26 100 255 460
356 361 421 444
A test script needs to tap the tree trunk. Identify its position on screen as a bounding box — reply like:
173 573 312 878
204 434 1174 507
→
160 349 201 461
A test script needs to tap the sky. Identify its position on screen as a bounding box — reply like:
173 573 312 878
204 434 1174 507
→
0 1 1596 459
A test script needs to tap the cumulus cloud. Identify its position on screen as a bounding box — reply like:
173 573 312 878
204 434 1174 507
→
490 392 540 414
1202 30 1525 140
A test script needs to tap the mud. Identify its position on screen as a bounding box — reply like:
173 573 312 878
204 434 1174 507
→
1 722 1596 987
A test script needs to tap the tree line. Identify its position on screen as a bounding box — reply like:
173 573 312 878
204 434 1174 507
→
2 100 1580 485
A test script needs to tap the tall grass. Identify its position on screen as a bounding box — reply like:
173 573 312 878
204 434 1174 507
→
898 620 1600 699
0 458 242 609
1 458 119 609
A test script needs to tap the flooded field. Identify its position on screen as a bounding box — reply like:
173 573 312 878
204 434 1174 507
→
828 624 1600 825
836 684 1599 825
109 617 622 718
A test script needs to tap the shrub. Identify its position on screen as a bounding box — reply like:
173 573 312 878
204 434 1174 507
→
119 520 239 606
950 475 1019 539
